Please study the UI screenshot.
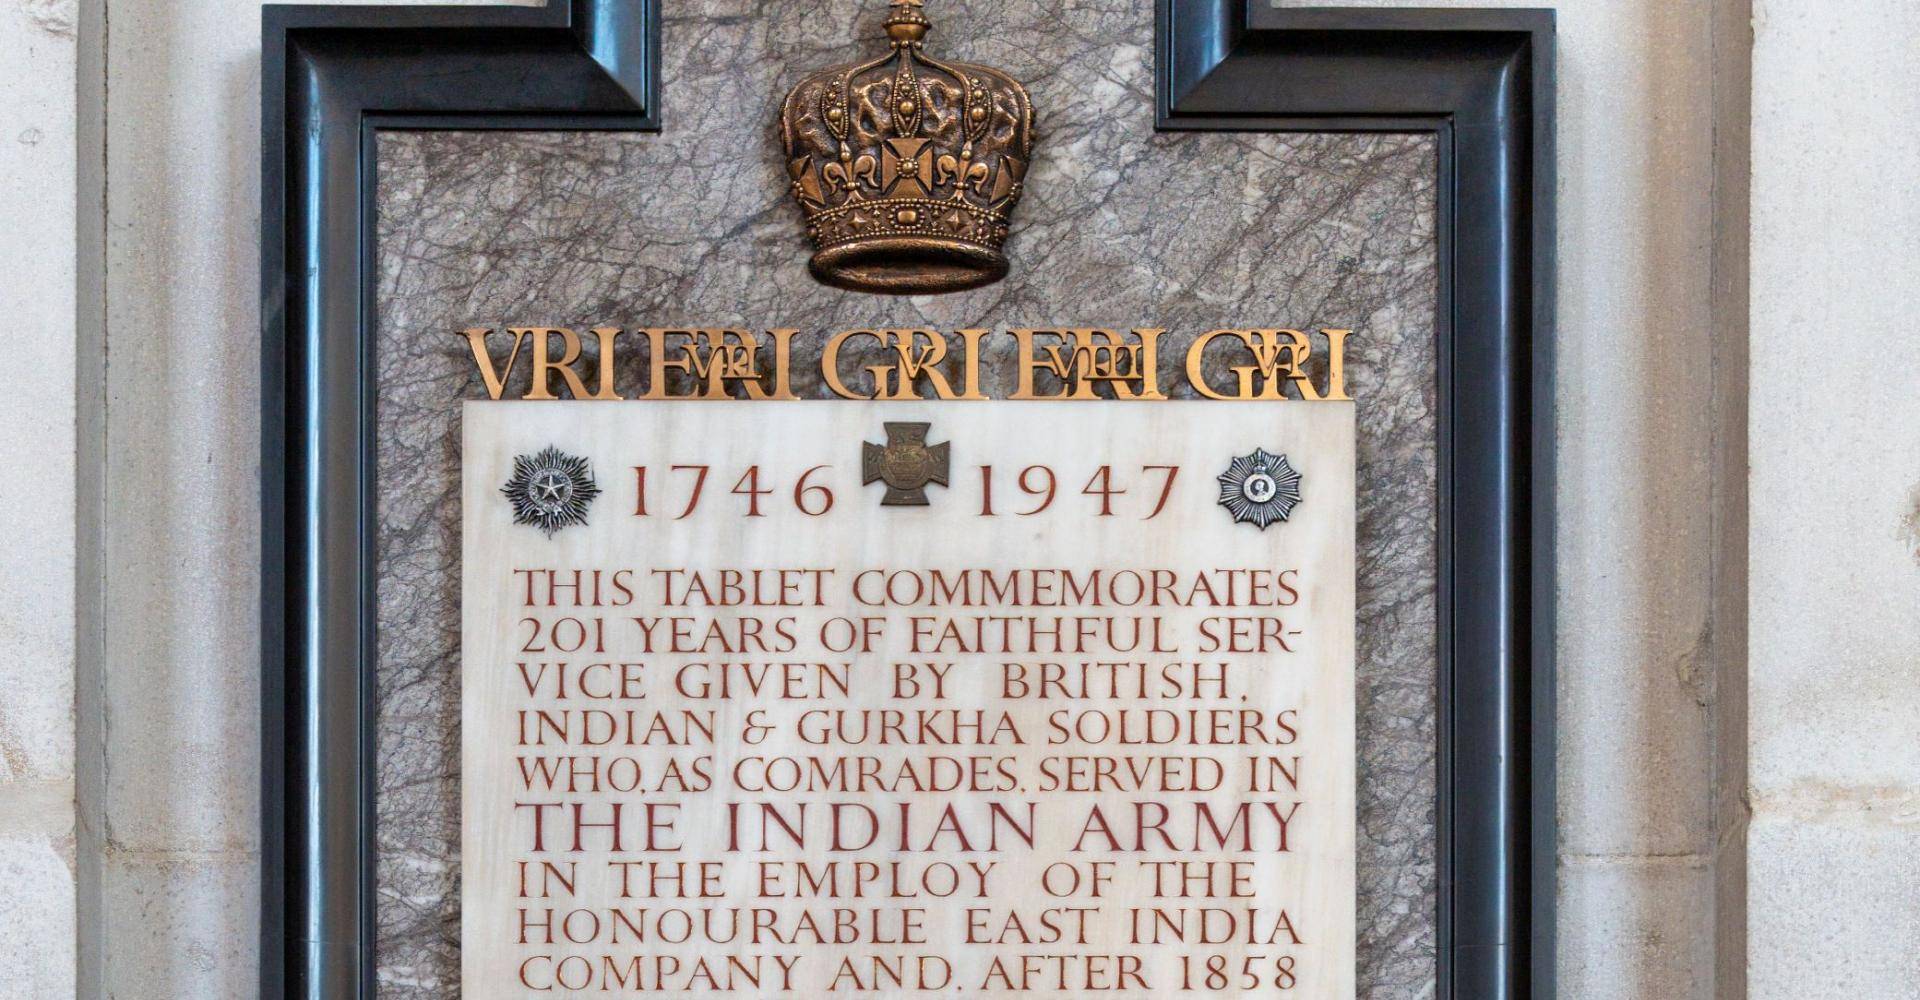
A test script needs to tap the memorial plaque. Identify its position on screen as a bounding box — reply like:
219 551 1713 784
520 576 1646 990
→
266 1 1556 996
461 400 1355 996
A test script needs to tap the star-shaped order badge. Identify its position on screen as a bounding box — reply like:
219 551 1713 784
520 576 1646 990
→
1217 448 1304 530
502 446 601 537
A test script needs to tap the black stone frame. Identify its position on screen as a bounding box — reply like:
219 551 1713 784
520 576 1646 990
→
1161 5 1558 997
258 1 1555 997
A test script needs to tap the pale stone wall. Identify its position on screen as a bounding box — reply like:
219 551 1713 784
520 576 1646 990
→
0 0 77 998
83 3 533 996
1748 0 1920 995
1277 1 1745 995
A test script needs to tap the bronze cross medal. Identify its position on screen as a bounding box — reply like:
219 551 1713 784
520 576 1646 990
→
862 422 951 507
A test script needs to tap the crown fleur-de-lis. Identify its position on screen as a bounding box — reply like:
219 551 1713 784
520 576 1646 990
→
779 0 1036 294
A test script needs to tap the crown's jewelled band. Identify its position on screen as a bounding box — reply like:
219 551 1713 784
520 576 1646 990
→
805 197 1009 251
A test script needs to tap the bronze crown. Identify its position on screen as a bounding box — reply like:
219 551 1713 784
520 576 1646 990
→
780 0 1035 295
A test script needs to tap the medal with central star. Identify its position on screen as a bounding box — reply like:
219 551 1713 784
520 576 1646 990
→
502 446 601 537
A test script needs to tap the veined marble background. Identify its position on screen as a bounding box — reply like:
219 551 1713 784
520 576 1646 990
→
372 1 1438 996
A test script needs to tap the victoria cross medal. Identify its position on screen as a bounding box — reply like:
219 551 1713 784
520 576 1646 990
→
863 422 951 507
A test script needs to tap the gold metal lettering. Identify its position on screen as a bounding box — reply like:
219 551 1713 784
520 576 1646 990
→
1186 329 1354 401
460 327 527 401
1010 329 1165 400
521 328 596 401
639 330 793 400
823 328 988 400
457 325 1355 401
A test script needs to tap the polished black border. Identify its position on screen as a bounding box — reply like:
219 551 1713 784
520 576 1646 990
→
262 2 1552 997
260 2 656 997
1159 3 1557 997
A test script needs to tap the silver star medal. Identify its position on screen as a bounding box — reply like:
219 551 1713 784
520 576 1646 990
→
502 446 601 537
1217 449 1303 530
